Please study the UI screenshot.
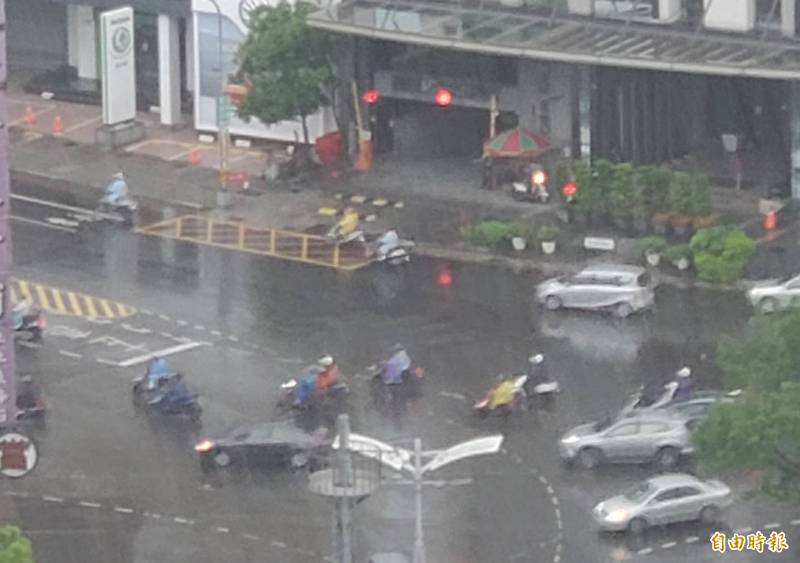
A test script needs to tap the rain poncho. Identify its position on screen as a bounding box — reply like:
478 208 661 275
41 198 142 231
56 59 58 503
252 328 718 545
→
104 176 129 205
145 358 170 389
12 300 30 330
489 380 515 409
377 230 400 257
295 372 318 405
382 349 411 385
336 210 359 236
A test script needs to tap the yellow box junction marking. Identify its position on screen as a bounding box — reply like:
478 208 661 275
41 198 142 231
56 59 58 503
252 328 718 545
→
10 279 136 320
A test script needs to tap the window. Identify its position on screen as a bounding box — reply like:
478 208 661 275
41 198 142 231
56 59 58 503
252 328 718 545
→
639 422 669 434
607 423 638 437
653 488 683 502
676 486 701 498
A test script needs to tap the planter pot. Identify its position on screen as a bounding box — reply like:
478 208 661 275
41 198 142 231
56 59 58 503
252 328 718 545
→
511 237 527 251
674 257 690 270
692 215 718 231
652 213 671 235
541 241 556 255
645 252 661 267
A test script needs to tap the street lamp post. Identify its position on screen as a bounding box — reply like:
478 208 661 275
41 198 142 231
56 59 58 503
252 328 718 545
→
334 433 504 563
205 0 230 208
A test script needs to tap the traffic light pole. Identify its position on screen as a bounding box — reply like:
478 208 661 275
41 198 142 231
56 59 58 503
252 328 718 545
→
0 0 17 427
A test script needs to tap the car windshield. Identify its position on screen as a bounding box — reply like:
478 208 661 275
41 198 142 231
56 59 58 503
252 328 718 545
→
624 481 656 503
593 416 614 432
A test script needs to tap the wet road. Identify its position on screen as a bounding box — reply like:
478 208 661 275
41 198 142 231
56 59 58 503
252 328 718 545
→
2 182 798 563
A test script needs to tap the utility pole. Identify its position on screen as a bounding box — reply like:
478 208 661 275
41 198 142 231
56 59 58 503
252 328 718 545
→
333 414 354 563
412 438 425 563
206 0 231 209
0 0 17 428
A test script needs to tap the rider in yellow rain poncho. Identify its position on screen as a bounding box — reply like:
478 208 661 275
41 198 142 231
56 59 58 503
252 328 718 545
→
489 377 516 409
336 207 360 236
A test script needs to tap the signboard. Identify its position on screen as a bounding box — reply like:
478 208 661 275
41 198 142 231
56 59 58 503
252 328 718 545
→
0 433 38 478
333 433 411 473
100 7 136 126
423 435 503 473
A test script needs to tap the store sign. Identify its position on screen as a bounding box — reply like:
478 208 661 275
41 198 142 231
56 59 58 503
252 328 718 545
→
100 7 136 126
0 433 38 478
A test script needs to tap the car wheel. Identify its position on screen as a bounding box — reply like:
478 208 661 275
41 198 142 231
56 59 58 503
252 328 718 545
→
627 517 648 535
290 452 309 469
544 295 562 311
656 446 680 469
758 297 778 314
213 451 231 468
577 447 602 469
699 505 721 524
614 302 634 318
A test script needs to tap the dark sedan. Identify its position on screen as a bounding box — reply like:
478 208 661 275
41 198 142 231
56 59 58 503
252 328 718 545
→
194 422 328 470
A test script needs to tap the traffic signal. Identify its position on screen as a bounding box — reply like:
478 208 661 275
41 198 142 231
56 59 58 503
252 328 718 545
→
434 88 453 107
361 89 380 105
437 265 453 288
562 181 577 198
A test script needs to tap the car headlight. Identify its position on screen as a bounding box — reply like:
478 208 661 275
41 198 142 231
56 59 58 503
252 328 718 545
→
605 509 628 522
194 439 215 453
561 435 580 445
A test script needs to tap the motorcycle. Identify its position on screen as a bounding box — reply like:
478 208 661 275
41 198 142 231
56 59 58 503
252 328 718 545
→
511 166 550 203
131 372 179 406
97 177 138 226
16 397 47 421
277 377 350 414
369 230 415 266
369 361 425 407
145 392 203 423
619 380 680 416
326 223 366 246
474 375 529 418
14 308 46 344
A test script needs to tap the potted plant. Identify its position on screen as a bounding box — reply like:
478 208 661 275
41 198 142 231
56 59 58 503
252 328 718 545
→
665 244 692 270
538 225 560 255
669 172 695 236
468 221 515 249
639 236 667 266
638 166 672 235
511 223 538 251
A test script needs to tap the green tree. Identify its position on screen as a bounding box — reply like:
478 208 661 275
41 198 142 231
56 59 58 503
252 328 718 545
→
0 526 34 563
237 2 336 145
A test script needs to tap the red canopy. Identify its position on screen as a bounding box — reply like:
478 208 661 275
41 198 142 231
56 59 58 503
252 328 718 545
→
483 127 553 160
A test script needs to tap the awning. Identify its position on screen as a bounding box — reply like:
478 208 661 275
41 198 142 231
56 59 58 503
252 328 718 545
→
309 0 800 80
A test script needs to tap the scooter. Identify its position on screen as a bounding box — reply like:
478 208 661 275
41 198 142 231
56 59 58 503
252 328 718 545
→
97 185 138 226
511 181 550 203
369 230 415 266
16 397 47 421
146 392 203 423
619 380 680 416
131 372 180 406
369 361 425 407
14 309 46 344
326 224 366 246
474 375 529 417
277 377 350 413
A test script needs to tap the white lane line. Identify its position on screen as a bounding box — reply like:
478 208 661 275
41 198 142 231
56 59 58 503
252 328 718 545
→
637 548 653 555
148 513 161 519
210 330 222 336
661 541 677 549
113 506 134 514
173 517 192 525
63 115 103 134
141 309 154 316
4 491 30 498
194 325 205 331
176 320 188 326
43 496 64 503
58 350 83 359
158 315 170 321
160 332 173 338
438 391 466 401
791 519 800 526
17 341 41 349
121 323 153 334
271 540 287 548
116 341 210 367
96 358 121 367
242 533 260 541
228 335 239 342
764 522 782 530
685 536 700 543
11 215 77 232
11 194 115 220
78 501 102 508
215 527 230 533
553 555 560 563
550 496 559 506
736 527 753 534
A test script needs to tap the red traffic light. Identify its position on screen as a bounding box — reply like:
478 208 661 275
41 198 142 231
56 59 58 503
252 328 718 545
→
562 181 577 198
361 89 380 105
437 269 453 287
434 88 453 107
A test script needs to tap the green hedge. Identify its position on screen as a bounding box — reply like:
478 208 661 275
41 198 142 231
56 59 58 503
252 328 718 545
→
469 221 515 247
690 226 755 284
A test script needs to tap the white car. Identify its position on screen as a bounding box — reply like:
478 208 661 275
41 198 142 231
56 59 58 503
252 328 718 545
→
593 473 732 533
536 264 655 318
746 274 800 313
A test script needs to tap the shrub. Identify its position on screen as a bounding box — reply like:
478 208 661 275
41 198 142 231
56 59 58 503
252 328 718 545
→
639 236 667 256
469 221 515 247
690 174 713 217
637 166 672 215
664 244 692 262
511 223 539 245
690 226 755 284
538 225 560 242
592 159 615 215
573 160 595 215
610 162 637 217
669 171 694 216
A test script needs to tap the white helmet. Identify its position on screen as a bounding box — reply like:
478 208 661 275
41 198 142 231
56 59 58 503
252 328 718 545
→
529 354 544 365
677 366 691 378
318 355 334 367
113 172 124 179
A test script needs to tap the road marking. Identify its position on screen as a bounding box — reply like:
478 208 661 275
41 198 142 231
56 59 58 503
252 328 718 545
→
173 517 192 524
550 495 558 506
215 527 230 533
764 522 782 529
160 332 173 338
4 491 30 498
194 325 205 330
78 501 101 508
685 536 699 543
176 320 188 326
116 341 210 367
141 309 154 316
83 295 99 319
113 506 134 514
63 115 103 134
661 542 677 549
271 540 287 548
96 358 121 367
121 323 152 334
43 496 64 503
228 335 239 342
791 519 800 526
10 194 118 221
66 292 83 317
11 215 77 232
16 341 40 349
99 299 116 318
242 533 260 541
637 548 653 555
158 315 170 321
736 527 753 534
58 350 83 359
12 280 135 320
438 391 466 401
210 330 222 336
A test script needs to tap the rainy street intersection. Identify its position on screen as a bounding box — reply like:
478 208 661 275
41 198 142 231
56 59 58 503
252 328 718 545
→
2 182 798 563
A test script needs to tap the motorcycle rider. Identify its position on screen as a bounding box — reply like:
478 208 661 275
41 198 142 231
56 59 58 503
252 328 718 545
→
485 375 516 410
382 344 411 385
375 229 401 259
673 366 693 402
16 375 38 411
528 353 549 386
12 299 32 331
334 207 360 240
152 373 193 413
145 356 171 390
293 365 321 407
315 355 339 395
104 172 129 207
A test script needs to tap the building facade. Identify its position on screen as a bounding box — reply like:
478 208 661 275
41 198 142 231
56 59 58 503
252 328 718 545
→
311 0 800 196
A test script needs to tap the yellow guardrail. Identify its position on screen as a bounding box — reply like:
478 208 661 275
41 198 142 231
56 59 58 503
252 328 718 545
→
136 215 371 271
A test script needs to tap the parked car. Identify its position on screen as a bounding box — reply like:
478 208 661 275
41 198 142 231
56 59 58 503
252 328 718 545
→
194 422 328 470
592 473 732 533
621 388 741 429
746 274 800 313
558 412 694 469
536 264 655 318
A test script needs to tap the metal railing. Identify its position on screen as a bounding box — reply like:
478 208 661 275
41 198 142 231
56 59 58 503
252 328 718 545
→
137 215 372 271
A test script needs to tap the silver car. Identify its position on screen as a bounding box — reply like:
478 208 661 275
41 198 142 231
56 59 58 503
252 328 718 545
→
536 264 655 318
593 473 732 533
746 274 800 313
558 413 694 469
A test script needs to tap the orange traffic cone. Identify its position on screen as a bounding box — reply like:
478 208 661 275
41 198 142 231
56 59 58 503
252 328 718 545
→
189 148 201 165
23 106 35 127
52 114 64 135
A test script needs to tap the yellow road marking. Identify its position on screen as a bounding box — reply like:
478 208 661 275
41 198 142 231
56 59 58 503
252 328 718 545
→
10 280 136 320
99 299 115 318
82 295 99 319
67 292 83 317
50 288 67 314
35 285 52 311
18 280 32 302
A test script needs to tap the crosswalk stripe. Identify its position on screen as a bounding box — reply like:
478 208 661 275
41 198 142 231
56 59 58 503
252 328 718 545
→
67 292 83 317
18 280 33 302
82 295 98 319
50 288 68 314
35 285 52 311
117 303 134 317
99 299 116 318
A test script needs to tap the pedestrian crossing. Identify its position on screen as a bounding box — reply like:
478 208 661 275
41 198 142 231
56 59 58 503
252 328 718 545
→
11 279 137 320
